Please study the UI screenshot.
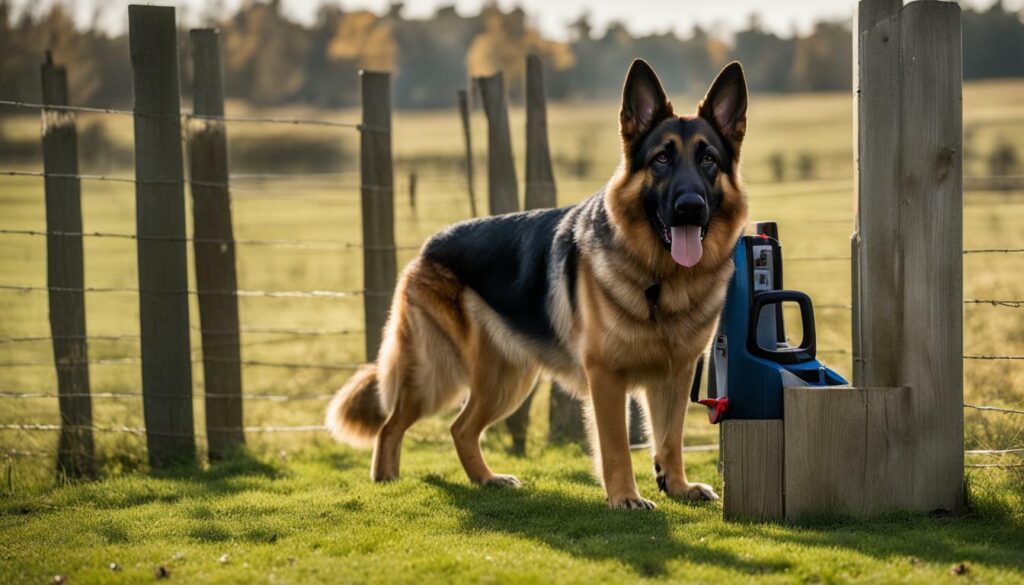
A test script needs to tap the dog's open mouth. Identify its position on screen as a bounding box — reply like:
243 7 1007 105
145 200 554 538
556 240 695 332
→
652 213 707 268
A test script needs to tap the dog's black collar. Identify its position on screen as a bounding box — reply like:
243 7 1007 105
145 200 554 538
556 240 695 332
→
645 276 662 322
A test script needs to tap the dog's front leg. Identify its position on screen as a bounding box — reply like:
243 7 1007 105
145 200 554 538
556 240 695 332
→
645 361 719 501
586 364 655 510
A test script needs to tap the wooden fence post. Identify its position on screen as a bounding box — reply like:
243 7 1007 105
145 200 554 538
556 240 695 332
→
476 72 519 215
456 89 478 218
189 28 244 460
524 55 556 210
477 71 531 453
852 0 963 513
360 71 398 361
129 4 196 468
523 55 586 445
40 52 94 478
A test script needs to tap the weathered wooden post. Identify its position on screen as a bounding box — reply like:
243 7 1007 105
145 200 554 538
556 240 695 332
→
129 4 196 468
521 55 586 445
40 52 94 478
723 0 962 521
476 72 519 215
456 89 478 218
477 71 530 453
189 28 244 460
847 0 964 514
360 71 398 361
524 55 556 211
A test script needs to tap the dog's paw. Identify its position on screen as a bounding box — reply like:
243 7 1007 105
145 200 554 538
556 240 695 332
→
676 482 719 502
609 496 657 510
481 474 522 488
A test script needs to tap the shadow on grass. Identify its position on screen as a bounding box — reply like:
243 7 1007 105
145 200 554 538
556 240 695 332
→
732 509 1024 576
65 449 285 511
424 475 789 577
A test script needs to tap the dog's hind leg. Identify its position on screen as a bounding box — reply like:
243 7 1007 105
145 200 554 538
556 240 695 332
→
371 389 423 482
451 342 537 487
643 360 719 501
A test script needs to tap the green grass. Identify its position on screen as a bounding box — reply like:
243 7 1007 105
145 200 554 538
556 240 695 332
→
2 444 1023 584
1 80 1024 582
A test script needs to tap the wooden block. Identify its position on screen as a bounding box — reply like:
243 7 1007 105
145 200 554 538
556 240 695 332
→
784 386 912 520
722 419 784 522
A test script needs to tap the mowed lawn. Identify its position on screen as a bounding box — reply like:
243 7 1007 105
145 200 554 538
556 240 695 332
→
1 80 1024 583
2 444 1024 585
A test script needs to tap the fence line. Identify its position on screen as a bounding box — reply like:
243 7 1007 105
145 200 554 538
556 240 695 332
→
0 228 419 251
1 169 369 193
0 327 362 345
0 283 375 298
964 403 1024 415
0 357 360 370
0 391 335 401
0 423 326 435
965 447 1024 455
0 99 374 131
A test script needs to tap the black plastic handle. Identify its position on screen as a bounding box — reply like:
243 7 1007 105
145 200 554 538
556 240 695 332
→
746 290 816 364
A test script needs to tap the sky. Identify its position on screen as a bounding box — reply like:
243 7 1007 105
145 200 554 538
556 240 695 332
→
10 0 1021 40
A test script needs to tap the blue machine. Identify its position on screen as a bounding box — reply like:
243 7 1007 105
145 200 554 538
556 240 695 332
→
691 222 848 423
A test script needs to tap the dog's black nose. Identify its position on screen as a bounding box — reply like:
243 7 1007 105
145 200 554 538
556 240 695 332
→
673 192 707 223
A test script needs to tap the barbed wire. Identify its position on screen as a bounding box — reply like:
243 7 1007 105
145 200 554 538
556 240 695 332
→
0 169 374 193
964 403 1024 416
964 447 1024 455
964 299 1024 308
0 326 363 345
966 463 1024 469
0 423 326 435
0 228 419 251
0 390 335 401
0 283 376 298
0 99 377 131
964 355 1024 361
964 248 1024 255
0 357 360 370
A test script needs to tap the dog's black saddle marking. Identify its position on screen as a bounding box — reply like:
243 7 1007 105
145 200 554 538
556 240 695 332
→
423 207 572 344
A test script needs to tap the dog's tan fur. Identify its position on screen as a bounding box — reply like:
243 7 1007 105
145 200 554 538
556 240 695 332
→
327 61 749 508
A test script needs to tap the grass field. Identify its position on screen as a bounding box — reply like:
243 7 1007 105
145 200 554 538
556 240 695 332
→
1 79 1023 583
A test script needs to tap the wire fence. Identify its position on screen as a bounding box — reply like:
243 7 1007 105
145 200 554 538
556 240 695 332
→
2 95 1023 474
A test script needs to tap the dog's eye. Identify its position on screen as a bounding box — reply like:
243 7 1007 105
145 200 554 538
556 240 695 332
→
701 153 717 167
654 153 670 166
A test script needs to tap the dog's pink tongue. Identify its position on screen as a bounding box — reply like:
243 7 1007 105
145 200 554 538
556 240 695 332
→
670 226 703 267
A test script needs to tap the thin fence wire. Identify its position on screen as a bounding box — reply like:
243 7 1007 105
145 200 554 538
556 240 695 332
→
965 447 1024 455
0 423 325 435
0 357 360 370
0 390 335 401
964 403 1024 416
0 228 419 251
0 169 367 193
0 327 363 345
0 283 374 298
0 99 375 131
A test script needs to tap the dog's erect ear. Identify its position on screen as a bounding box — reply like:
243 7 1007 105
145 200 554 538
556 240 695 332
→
620 59 672 145
698 62 748 149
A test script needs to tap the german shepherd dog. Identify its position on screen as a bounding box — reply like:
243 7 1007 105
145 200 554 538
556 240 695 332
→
327 59 748 509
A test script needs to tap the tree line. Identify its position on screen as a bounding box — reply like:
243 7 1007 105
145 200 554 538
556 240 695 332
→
1 0 1023 110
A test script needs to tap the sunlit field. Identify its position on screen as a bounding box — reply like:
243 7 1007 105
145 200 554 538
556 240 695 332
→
1 80 1023 583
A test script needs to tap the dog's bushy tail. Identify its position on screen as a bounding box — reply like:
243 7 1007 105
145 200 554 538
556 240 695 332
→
325 364 387 447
